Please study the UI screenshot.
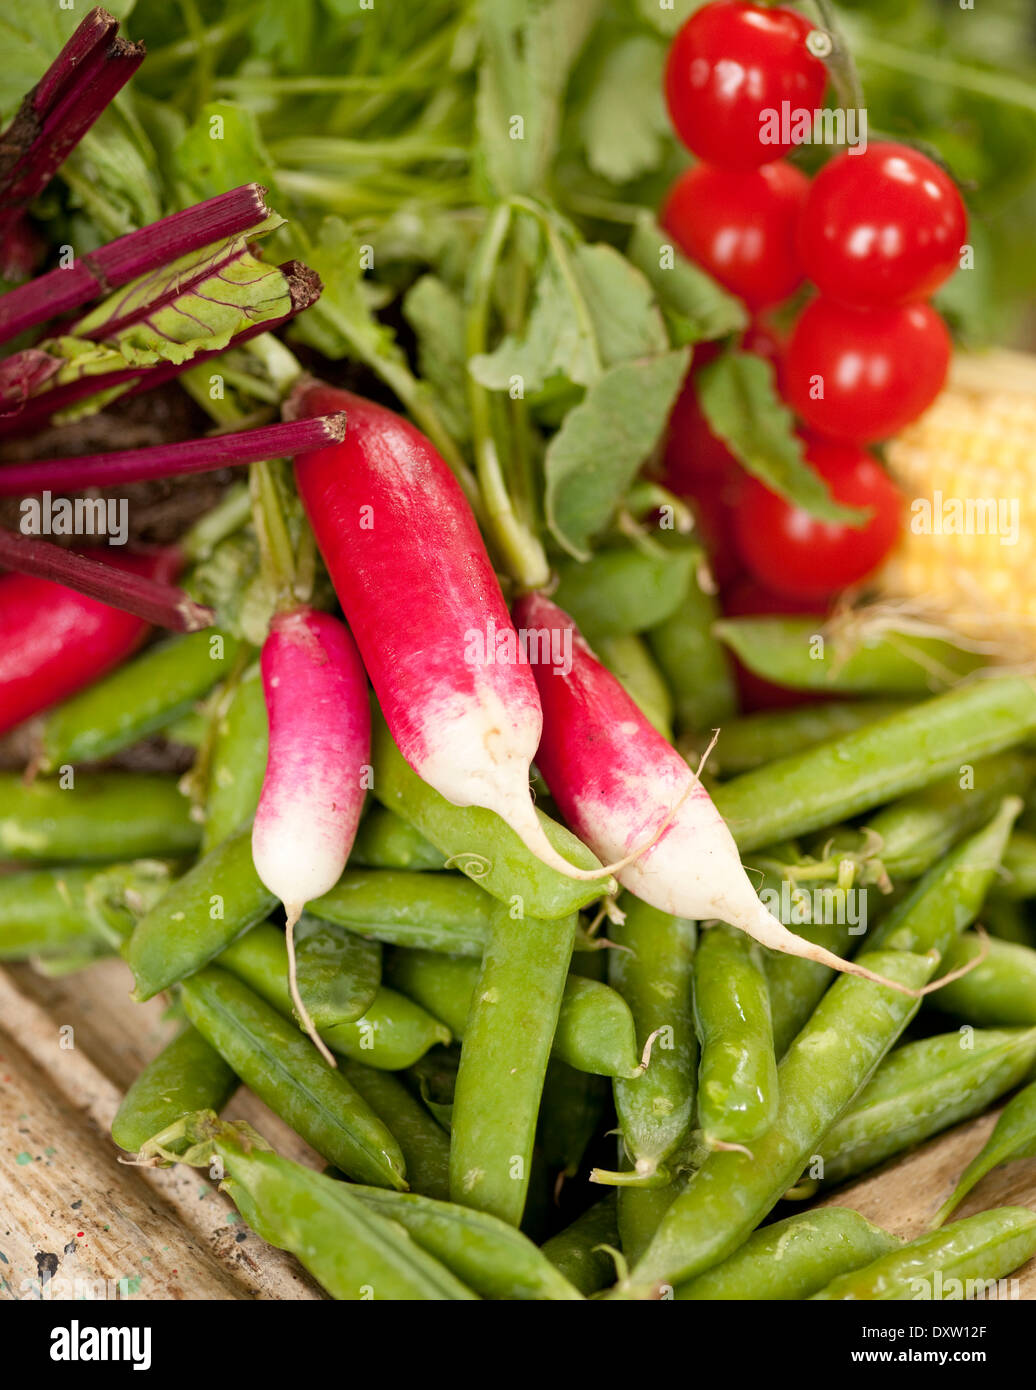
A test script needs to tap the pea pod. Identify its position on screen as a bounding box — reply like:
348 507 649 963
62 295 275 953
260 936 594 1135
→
180 968 408 1189
999 830 1036 901
385 948 641 1077
219 923 449 1070
934 1077 1036 1226
201 661 267 853
349 1188 583 1301
127 829 277 1000
311 869 493 956
595 633 674 740
541 1195 620 1297
811 1207 1036 1300
0 859 170 960
111 1026 238 1153
604 899 697 1180
552 546 694 642
813 1028 1036 1188
371 712 612 918
712 678 1036 852
687 701 910 777
143 1115 471 1300
338 1061 451 1201
350 806 447 871
930 933 1036 1028
766 915 857 1060
626 947 935 1292
714 617 982 695
646 567 736 734
38 630 241 772
694 922 778 1150
449 906 577 1225
618 1175 688 1269
675 1208 901 1300
0 772 200 863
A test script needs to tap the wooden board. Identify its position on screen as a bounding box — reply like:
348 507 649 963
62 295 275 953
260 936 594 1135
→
3 956 1035 1299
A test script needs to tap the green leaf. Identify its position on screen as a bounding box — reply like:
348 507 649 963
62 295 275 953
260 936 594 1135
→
476 0 600 198
402 276 472 445
572 242 669 365
172 102 280 204
579 35 671 184
545 348 690 558
627 215 747 345
0 0 137 124
697 352 869 526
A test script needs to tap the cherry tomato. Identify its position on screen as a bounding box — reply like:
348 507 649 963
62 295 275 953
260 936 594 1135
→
662 161 810 311
797 143 967 308
784 297 951 443
732 435 902 601
665 2 828 169
721 577 827 711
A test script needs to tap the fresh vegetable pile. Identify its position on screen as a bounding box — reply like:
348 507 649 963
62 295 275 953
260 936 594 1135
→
2 3 1035 1304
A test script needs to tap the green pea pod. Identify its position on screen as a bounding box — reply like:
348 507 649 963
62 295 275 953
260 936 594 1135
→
338 1061 450 1202
0 772 200 863
552 546 694 642
694 922 778 1150
627 947 935 1292
868 796 1023 957
930 933 1036 1027
646 568 736 735
349 1188 583 1300
180 968 408 1190
311 869 494 956
999 830 1036 900
371 712 613 917
111 1026 238 1153
605 898 697 1181
38 630 241 772
127 829 277 1000
201 661 267 853
595 634 674 740
811 1207 1036 1300
0 859 171 960
148 1117 472 1300
541 1194 619 1297
619 1175 688 1269
675 1207 902 1300
689 701 910 777
712 679 1036 853
218 923 449 1069
934 1078 1036 1227
449 906 577 1225
766 915 857 1060
386 948 641 1078
820 753 1032 885
538 1062 609 1177
350 806 447 870
814 1028 1036 1188
714 617 982 695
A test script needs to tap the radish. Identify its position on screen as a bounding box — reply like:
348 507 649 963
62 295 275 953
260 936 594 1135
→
291 382 608 883
512 591 933 994
251 606 371 1063
0 548 181 738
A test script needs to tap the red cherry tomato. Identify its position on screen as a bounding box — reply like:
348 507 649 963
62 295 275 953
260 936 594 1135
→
784 297 951 444
721 577 827 711
665 1 828 169
662 161 810 311
798 143 967 308
732 435 902 601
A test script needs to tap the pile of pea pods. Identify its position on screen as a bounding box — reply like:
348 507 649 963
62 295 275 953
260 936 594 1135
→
4 553 1036 1301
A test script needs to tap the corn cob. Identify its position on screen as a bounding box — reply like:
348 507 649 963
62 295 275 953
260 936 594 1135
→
876 350 1036 658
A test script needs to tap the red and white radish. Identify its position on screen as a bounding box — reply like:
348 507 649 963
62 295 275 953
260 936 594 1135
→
513 591 927 993
291 382 607 883
251 606 370 1062
0 547 180 737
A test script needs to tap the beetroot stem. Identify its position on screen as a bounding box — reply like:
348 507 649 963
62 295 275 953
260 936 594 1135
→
0 185 271 345
0 414 346 495
0 530 214 632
